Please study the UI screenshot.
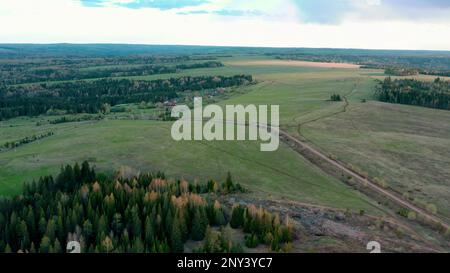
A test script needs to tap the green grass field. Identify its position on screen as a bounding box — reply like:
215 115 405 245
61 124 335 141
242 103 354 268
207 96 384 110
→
299 100 450 218
0 118 381 214
1 56 449 219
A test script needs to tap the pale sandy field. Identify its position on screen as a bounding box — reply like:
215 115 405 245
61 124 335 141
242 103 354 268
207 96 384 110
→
228 59 361 69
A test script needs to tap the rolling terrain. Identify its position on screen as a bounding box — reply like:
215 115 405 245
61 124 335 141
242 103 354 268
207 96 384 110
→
1 50 450 251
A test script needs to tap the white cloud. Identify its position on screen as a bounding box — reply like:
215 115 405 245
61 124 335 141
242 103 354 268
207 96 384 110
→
0 0 449 50
365 0 381 6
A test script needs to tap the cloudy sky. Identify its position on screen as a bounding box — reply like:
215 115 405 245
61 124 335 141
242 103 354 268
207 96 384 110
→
0 0 449 50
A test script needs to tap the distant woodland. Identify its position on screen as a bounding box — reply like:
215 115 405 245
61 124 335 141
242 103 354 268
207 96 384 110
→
273 52 450 77
0 61 223 85
0 75 253 120
375 77 450 110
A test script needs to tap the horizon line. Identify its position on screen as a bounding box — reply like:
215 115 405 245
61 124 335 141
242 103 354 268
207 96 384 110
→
1 42 450 53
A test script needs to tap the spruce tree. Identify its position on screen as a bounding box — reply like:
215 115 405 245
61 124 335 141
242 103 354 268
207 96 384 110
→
230 206 244 229
144 216 154 248
131 237 144 253
53 239 62 253
4 244 12 253
191 207 207 241
170 217 184 253
39 236 51 253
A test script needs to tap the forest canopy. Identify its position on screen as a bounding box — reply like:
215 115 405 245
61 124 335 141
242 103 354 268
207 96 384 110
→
375 77 450 110
0 75 253 120
0 162 294 253
0 61 224 85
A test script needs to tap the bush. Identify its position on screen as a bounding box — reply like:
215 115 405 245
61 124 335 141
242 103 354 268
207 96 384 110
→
407 211 417 220
394 227 405 239
373 177 388 189
282 242 293 253
398 208 409 218
330 94 342 101
426 203 438 215
413 198 428 209
245 234 259 248
402 192 410 200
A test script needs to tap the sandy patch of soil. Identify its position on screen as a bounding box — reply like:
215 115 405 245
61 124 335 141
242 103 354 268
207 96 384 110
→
229 60 361 69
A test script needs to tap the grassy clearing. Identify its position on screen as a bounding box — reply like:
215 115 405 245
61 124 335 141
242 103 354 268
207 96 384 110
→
300 101 450 218
0 118 380 214
222 59 450 218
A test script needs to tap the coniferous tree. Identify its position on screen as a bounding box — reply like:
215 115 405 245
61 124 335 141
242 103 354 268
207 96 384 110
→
131 237 144 253
39 236 51 253
230 205 245 229
4 244 12 253
191 207 208 241
0 162 295 253
144 216 154 249
170 217 184 253
54 239 62 253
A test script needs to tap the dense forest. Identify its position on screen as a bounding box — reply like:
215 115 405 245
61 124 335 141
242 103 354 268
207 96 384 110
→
0 75 253 120
0 61 224 85
384 67 450 77
0 44 234 58
0 162 294 253
375 77 450 110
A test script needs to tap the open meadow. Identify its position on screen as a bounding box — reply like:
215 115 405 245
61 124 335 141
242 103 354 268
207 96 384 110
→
1 56 450 221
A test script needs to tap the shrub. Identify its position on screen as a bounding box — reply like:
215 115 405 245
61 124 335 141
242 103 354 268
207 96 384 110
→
426 203 438 215
398 208 409 218
282 242 293 253
245 234 259 248
330 94 342 101
394 227 405 239
407 211 417 221
402 192 410 200
373 177 388 189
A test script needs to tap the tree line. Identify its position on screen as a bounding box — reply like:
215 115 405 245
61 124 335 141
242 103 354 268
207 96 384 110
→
0 132 54 152
273 53 450 77
274 53 450 70
0 162 294 253
0 61 223 85
385 67 450 77
48 115 104 125
0 75 253 120
0 54 219 84
375 77 450 110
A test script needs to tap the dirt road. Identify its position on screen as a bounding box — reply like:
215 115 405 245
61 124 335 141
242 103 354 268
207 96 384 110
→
279 128 450 230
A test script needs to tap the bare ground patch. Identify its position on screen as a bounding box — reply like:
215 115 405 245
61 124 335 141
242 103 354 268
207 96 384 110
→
220 194 449 253
228 60 361 69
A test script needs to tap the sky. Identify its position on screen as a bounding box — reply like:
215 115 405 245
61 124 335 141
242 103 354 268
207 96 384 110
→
0 0 449 50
